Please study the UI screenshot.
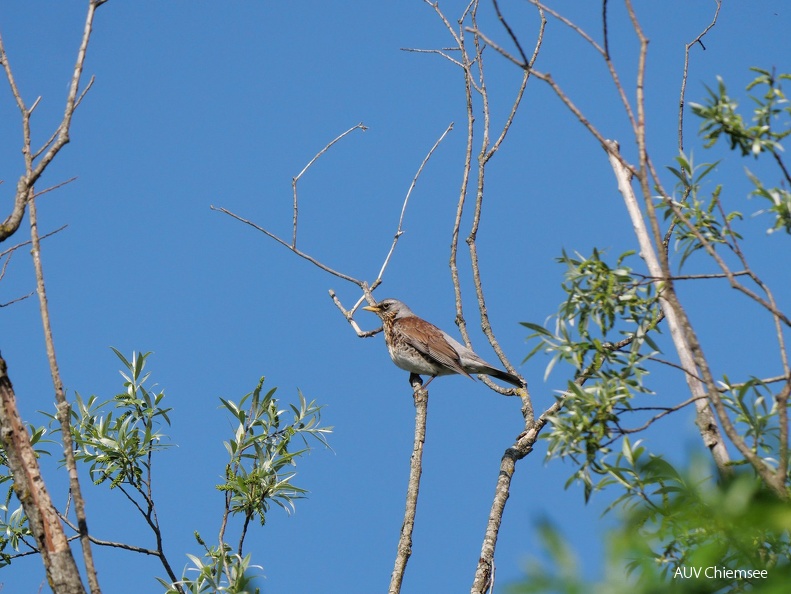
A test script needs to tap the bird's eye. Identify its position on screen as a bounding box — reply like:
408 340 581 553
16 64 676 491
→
381 302 389 310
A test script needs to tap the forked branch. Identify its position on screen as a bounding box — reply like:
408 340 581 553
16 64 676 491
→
0 0 105 243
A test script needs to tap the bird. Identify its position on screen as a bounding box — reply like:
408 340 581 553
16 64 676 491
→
362 298 524 389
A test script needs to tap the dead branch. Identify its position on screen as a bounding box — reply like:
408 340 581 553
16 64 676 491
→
292 123 368 248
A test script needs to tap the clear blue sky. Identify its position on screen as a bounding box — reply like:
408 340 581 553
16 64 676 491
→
1 1 789 592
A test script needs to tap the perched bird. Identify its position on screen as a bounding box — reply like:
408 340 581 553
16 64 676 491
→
363 298 523 389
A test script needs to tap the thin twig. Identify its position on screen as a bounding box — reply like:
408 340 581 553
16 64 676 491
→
59 514 161 556
678 0 722 151
291 123 367 248
526 0 637 132
328 122 455 327
491 0 528 65
610 395 706 440
0 290 35 307
772 150 791 187
448 2 477 398
400 47 464 68
32 177 78 199
0 223 68 260
633 270 750 282
716 375 790 392
211 205 365 286
373 122 454 290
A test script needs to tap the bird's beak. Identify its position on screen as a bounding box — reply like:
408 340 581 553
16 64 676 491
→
362 304 380 312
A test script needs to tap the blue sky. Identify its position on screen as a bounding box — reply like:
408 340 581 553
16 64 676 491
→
1 1 790 592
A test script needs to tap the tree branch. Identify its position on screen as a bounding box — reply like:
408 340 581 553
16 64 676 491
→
388 377 428 593
291 123 367 248
30 195 100 593
678 0 722 151
0 0 103 243
0 356 86 594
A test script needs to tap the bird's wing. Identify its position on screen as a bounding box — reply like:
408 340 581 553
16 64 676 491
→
398 316 473 379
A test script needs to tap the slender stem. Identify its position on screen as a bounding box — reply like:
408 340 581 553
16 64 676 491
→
211 206 365 286
58 514 162 557
238 515 252 557
0 0 102 243
373 122 454 290
291 123 367 248
678 1 722 151
29 195 100 593
389 376 428 594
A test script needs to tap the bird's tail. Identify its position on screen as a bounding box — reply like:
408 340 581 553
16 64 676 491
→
488 368 524 388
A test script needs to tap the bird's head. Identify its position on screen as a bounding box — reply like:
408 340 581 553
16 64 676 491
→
362 298 414 321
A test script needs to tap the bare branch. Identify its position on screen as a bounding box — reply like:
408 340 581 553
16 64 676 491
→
372 122 454 291
388 380 428 593
29 195 100 593
291 123 367 248
217 119 452 328
0 224 68 261
400 47 464 68
491 0 529 65
0 289 35 307
609 394 707 441
464 3 541 397
60 514 160 556
441 2 543 589
0 223 67 306
531 0 638 131
0 1 102 243
632 270 751 282
328 288 381 337
678 0 722 151
211 205 366 286
33 177 79 199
